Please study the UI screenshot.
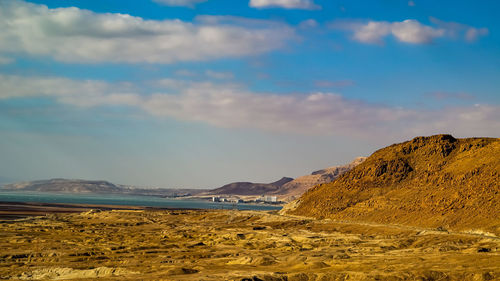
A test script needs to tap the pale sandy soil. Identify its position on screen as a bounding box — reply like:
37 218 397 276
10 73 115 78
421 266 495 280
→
0 209 498 280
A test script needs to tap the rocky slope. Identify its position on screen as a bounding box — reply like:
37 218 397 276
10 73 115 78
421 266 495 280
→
273 157 366 201
208 177 293 196
288 135 500 235
1 179 205 197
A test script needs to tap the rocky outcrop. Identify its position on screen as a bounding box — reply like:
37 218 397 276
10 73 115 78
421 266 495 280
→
274 157 366 201
288 135 500 235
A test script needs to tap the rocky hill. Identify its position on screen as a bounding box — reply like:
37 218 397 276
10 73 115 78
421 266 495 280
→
273 157 366 201
1 179 205 197
287 135 500 235
208 177 293 196
2 179 122 193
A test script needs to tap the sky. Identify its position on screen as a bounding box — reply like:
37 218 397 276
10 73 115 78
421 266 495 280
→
0 0 499 188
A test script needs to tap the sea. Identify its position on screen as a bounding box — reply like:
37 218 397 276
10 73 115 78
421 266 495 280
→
0 191 282 211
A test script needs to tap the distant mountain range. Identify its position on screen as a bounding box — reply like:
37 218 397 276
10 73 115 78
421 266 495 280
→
286 134 500 235
1 179 206 197
1 158 367 201
202 157 366 201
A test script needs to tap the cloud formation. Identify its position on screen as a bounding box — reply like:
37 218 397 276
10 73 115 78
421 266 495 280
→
331 18 487 45
205 70 234 79
0 0 295 63
249 0 321 10
1 74 498 138
429 17 489 42
0 75 140 107
152 0 207 8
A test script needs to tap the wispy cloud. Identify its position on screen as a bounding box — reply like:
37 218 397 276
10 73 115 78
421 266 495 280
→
1 74 498 138
330 18 488 45
152 0 207 8
249 0 321 10
0 75 141 107
299 19 319 29
429 17 489 42
0 0 295 64
205 70 234 79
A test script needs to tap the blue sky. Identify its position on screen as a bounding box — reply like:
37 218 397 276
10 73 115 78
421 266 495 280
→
0 0 498 187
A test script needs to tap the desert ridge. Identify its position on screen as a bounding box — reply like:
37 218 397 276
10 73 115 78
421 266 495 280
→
287 135 500 236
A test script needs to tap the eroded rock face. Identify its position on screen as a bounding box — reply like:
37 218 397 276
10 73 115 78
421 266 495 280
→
289 135 500 235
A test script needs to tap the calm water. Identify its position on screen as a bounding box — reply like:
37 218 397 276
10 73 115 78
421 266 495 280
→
0 191 282 211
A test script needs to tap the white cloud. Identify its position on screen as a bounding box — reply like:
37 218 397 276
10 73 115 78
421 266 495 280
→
351 21 392 44
331 18 487 45
205 70 234 79
249 0 321 10
0 0 295 63
333 19 444 45
1 74 498 138
0 75 140 107
152 0 207 8
391 20 444 44
299 19 319 29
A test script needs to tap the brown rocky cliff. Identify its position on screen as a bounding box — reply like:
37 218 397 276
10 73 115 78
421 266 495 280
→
288 135 500 235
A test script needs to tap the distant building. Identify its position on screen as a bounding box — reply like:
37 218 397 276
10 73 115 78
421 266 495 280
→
213 196 242 203
259 195 277 203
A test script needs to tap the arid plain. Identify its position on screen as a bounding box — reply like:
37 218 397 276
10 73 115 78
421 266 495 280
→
1 208 498 281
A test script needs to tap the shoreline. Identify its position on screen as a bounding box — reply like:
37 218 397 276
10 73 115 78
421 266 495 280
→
0 201 197 220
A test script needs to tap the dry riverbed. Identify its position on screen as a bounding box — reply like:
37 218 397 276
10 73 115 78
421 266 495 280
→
0 209 499 280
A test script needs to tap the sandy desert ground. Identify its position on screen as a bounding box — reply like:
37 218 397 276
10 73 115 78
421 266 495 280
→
0 207 499 281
